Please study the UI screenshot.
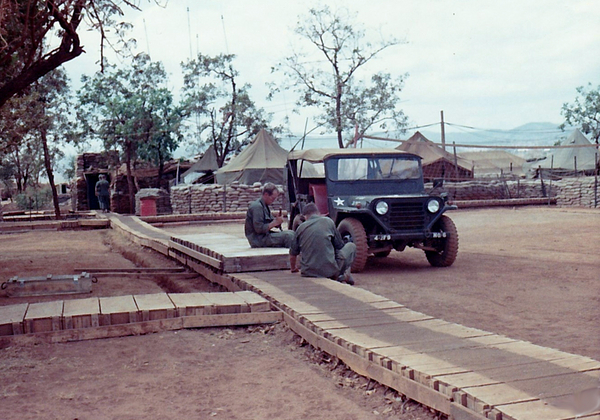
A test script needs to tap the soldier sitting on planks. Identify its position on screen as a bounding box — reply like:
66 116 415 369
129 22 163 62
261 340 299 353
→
244 182 294 248
289 203 356 285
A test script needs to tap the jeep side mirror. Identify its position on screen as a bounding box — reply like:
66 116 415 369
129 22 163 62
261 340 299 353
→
433 178 444 188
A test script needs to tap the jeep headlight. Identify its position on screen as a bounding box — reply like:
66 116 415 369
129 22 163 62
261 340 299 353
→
427 199 440 213
375 201 389 215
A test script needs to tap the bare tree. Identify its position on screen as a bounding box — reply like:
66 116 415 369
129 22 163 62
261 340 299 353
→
272 5 408 148
181 54 280 166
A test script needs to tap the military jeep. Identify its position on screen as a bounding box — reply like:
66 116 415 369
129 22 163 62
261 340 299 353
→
286 148 458 272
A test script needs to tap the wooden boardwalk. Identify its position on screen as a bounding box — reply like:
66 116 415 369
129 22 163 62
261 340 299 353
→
48 213 599 420
0 291 280 343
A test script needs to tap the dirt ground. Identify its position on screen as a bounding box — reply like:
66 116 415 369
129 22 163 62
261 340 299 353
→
0 227 435 420
0 206 598 419
162 206 600 361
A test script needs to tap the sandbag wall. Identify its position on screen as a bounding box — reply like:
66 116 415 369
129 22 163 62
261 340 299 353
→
171 182 287 214
434 177 597 208
170 177 597 214
552 177 598 207
434 179 545 201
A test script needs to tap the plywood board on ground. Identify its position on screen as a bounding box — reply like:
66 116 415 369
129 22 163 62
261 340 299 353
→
0 303 28 335
168 292 214 316
203 292 249 314
24 300 63 333
134 293 176 321
434 371 501 392
233 291 271 312
63 297 100 329
462 382 540 409
99 295 138 325
491 340 573 361
502 370 600 400
411 319 492 339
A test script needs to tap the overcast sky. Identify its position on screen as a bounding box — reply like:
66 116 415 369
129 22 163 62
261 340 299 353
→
63 0 600 143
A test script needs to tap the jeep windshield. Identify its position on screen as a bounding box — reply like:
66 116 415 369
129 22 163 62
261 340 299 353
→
327 157 421 181
324 155 425 195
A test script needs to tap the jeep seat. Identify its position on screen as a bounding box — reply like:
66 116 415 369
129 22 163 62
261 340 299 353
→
309 183 329 216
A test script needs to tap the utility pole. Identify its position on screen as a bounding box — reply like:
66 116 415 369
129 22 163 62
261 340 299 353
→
187 7 193 60
440 110 446 151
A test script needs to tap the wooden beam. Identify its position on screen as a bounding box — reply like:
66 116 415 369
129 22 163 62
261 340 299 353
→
1 311 283 344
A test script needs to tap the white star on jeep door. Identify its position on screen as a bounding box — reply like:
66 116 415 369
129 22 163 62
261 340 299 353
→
334 197 345 206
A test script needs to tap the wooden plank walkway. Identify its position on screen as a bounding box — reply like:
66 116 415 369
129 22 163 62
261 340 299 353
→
230 271 600 420
0 292 280 343
170 233 289 272
102 215 600 420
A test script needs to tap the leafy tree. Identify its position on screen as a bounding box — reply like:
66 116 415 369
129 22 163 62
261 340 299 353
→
272 5 408 148
0 0 141 108
560 83 600 145
0 69 70 218
77 54 183 212
136 88 186 189
0 158 16 198
181 54 280 167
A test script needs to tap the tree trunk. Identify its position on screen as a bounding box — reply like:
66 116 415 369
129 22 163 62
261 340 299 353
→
126 142 136 214
336 80 343 148
158 153 165 189
41 128 61 219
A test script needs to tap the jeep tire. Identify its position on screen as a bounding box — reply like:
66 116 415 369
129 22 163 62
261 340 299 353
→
338 218 368 273
425 215 459 267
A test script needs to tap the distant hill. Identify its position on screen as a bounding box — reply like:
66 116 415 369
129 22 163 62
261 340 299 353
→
420 122 568 148
281 122 577 159
414 122 573 160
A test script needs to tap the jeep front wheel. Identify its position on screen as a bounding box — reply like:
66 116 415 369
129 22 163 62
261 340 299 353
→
425 215 459 267
337 218 368 273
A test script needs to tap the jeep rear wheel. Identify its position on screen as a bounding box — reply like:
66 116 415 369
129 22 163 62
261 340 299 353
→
338 218 368 273
425 215 459 267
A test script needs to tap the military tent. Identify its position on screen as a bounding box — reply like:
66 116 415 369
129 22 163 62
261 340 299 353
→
181 145 219 184
533 129 598 175
215 129 288 185
459 150 526 177
396 131 473 181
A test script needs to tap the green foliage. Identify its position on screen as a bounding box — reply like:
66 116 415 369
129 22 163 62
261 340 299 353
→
15 187 53 211
560 83 600 144
0 69 69 193
77 53 183 172
0 159 16 198
62 155 77 181
181 54 280 167
272 5 408 147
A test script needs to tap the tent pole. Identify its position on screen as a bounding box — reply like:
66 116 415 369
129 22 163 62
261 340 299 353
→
595 152 598 208
453 142 459 181
440 110 446 152
548 155 553 205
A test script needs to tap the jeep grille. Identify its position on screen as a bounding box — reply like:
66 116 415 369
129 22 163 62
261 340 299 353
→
388 200 425 231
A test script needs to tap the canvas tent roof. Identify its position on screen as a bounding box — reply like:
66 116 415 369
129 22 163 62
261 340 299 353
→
215 129 288 185
396 131 472 173
182 145 219 184
459 150 526 176
535 129 598 171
